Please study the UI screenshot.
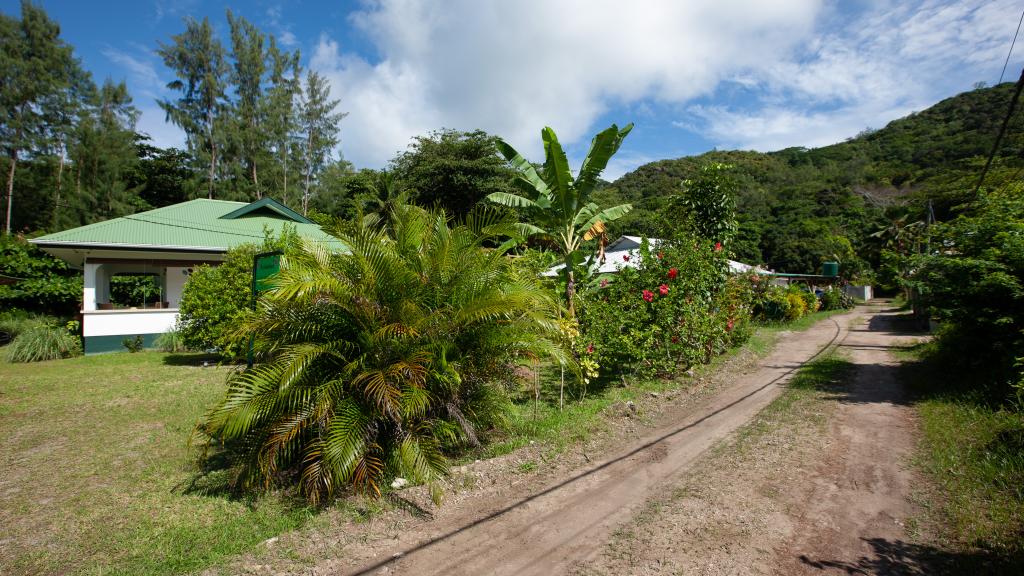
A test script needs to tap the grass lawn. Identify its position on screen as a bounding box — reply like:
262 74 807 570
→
0 310 845 575
0 352 312 576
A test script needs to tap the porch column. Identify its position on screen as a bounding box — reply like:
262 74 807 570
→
83 262 100 311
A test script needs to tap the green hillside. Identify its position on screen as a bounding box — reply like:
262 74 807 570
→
597 82 1024 275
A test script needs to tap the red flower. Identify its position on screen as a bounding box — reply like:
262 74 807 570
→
587 343 594 354
600 278 609 288
642 289 654 302
659 283 669 296
622 254 630 262
657 251 664 260
668 267 678 279
726 318 735 332
714 242 722 252
671 335 679 343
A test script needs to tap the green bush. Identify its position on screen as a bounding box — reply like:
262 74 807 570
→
5 323 82 363
819 286 854 310
197 205 563 505
0 310 52 344
154 329 188 353
0 235 81 316
176 228 298 359
576 236 752 378
122 335 144 353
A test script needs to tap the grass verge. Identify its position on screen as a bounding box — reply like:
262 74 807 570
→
902 341 1024 571
0 352 313 576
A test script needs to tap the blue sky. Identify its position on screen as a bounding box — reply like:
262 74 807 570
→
4 0 1022 179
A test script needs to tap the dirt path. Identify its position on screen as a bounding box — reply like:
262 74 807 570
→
339 310 862 576
777 308 927 574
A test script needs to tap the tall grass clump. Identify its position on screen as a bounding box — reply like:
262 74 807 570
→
197 204 565 505
0 310 52 344
5 323 82 362
154 329 189 353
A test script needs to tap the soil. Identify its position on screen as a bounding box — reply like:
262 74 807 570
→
307 308 868 576
224 304 931 576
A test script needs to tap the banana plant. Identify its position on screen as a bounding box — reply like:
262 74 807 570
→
488 123 634 316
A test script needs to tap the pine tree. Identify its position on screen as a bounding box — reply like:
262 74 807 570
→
297 71 345 215
0 1 79 234
264 39 302 207
227 10 268 200
157 17 229 200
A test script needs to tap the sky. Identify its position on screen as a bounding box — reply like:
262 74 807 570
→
4 0 1022 179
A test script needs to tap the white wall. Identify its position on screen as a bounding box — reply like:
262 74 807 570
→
165 266 190 307
82 310 178 337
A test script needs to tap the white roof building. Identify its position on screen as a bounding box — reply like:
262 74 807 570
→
542 235 766 277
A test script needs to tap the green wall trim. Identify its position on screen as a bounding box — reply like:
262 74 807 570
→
84 333 162 354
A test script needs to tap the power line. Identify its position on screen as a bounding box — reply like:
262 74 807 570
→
999 8 1024 84
974 67 1024 196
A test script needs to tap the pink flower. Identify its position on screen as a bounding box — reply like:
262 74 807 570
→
586 343 594 354
600 278 609 288
622 254 630 262
659 284 669 296
714 242 722 252
642 289 654 303
668 267 678 279
726 318 735 332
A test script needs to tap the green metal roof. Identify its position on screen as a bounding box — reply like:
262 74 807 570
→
30 198 343 252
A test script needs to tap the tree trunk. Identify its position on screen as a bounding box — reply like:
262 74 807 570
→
302 137 312 216
251 162 260 200
5 148 17 235
53 145 65 230
565 267 576 318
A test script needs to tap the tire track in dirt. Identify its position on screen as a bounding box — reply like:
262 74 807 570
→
342 311 860 576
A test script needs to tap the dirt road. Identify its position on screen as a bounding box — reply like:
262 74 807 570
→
343 310 863 576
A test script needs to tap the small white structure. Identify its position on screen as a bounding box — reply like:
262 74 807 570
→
542 235 766 277
32 198 342 354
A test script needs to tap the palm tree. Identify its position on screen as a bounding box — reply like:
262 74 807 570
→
198 204 565 505
488 124 633 316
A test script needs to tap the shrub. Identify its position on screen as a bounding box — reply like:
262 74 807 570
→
154 329 189 353
0 310 52 345
0 235 82 316
122 335 144 353
197 205 564 505
5 323 82 362
785 292 807 320
576 236 750 378
819 286 854 310
177 228 298 359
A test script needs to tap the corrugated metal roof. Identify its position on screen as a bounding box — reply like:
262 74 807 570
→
542 236 766 277
30 199 343 252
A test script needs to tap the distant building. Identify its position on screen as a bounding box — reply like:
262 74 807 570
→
542 235 766 277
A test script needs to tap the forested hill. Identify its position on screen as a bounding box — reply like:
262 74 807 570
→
597 82 1024 275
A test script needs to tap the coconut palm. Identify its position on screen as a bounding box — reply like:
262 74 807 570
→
198 204 565 505
488 124 634 316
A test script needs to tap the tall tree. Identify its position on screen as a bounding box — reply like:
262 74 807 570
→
488 124 634 317
70 79 140 221
227 10 267 200
0 1 78 234
297 70 345 215
264 38 301 207
157 16 229 200
390 129 514 217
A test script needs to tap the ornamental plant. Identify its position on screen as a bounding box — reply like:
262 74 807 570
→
197 204 565 505
577 235 754 379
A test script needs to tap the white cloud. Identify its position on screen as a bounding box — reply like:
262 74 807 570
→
102 46 185 149
310 0 822 168
101 47 165 99
686 0 1022 151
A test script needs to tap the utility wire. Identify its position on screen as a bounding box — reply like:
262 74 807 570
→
975 67 1024 196
1000 8 1024 84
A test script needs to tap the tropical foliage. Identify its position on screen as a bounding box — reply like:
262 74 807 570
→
577 237 754 379
489 124 634 316
0 234 80 315
197 204 565 504
909 182 1024 403
4 320 81 362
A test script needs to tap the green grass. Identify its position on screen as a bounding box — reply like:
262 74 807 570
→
902 342 1024 568
0 352 313 576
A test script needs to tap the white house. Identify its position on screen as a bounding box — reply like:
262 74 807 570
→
31 197 343 354
543 235 766 277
